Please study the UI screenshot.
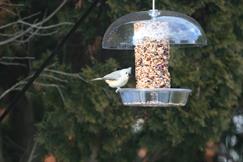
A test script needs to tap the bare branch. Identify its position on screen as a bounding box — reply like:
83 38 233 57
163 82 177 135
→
47 63 57 68
0 28 31 45
32 30 58 36
36 0 68 25
16 29 40 44
27 141 38 162
16 23 70 43
0 61 27 67
0 12 41 30
56 86 65 104
0 66 88 102
0 21 17 30
0 56 35 60
0 81 27 100
22 12 41 21
0 74 34 100
44 69 89 83
0 0 70 46
33 82 65 103
33 82 64 88
0 2 24 7
0 32 20 37
18 21 73 30
40 74 68 83
0 12 41 31
0 70 68 102
0 6 16 16
45 69 79 77
4 136 26 152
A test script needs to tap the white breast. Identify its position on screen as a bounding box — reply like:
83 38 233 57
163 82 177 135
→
105 75 129 88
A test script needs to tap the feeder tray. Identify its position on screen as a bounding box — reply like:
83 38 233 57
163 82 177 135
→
102 3 207 107
119 88 191 107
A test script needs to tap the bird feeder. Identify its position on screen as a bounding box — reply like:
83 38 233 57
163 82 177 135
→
102 0 207 107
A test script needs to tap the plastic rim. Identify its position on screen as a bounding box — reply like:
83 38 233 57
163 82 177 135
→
102 10 207 50
119 88 192 107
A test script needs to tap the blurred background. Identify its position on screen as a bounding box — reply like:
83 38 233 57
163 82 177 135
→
0 0 243 162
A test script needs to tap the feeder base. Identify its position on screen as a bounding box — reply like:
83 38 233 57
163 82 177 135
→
119 88 191 107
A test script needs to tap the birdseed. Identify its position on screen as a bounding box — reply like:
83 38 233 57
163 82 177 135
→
134 22 171 88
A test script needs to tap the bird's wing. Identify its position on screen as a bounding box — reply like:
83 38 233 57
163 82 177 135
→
103 71 121 80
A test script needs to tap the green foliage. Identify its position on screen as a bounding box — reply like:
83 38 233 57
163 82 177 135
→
37 59 135 162
97 1 243 161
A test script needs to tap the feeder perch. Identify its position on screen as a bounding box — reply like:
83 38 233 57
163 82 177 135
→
102 1 207 107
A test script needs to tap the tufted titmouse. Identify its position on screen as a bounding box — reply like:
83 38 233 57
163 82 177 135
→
92 67 132 92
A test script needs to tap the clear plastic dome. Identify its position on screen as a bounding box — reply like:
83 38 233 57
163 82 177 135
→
102 10 207 49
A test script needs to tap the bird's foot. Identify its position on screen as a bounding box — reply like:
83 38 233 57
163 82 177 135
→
115 88 121 93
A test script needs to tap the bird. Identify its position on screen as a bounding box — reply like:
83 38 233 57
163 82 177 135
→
91 67 132 93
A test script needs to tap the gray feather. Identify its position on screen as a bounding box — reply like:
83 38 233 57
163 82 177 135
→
91 78 103 81
102 71 121 80
91 67 131 81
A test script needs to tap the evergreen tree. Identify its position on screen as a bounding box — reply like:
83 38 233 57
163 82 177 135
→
0 0 243 162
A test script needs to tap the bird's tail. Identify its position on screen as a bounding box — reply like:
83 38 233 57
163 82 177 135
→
91 78 103 81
